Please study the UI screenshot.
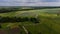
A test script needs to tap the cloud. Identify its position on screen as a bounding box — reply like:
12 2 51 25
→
41 0 58 2
0 0 60 6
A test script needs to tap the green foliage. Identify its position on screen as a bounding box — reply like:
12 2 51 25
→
0 8 60 34
0 16 40 23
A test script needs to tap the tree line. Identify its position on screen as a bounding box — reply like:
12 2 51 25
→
0 8 20 13
0 7 60 13
0 16 40 23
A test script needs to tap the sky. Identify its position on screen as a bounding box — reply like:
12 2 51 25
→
41 0 57 2
0 0 60 6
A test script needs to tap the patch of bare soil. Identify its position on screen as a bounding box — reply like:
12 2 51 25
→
8 27 20 34
0 29 8 34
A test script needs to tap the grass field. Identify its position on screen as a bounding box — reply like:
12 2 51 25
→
0 8 60 34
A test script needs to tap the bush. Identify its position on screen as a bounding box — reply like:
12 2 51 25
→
0 16 40 23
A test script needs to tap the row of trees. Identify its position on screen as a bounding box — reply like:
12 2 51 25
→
1 6 59 13
0 7 60 13
0 8 20 13
0 17 40 23
0 7 57 13
0 7 34 13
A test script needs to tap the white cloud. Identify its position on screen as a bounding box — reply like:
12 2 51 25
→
0 0 60 6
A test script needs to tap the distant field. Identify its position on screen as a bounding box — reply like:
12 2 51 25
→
0 8 60 34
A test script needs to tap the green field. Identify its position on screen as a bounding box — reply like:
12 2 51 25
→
0 8 60 34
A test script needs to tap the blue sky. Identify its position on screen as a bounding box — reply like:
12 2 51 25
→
0 0 60 6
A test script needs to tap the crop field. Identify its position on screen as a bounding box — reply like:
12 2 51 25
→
0 8 60 34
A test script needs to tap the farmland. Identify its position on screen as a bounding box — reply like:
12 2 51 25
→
0 8 60 34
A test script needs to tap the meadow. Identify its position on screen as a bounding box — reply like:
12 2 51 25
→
0 8 60 34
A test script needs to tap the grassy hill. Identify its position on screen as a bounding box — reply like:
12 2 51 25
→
0 8 60 34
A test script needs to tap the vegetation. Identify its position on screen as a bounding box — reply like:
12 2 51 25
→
0 16 40 23
0 7 60 34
